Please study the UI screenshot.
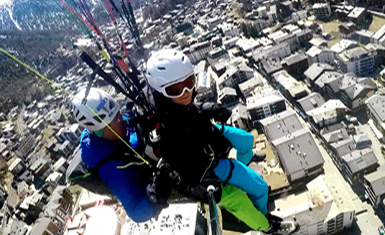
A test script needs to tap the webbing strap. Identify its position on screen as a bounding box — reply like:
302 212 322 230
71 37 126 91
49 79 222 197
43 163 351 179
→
222 160 234 186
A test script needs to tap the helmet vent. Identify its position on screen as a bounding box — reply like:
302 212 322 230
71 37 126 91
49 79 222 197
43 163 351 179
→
79 116 86 122
174 52 177 56
109 100 115 109
75 109 80 117
84 122 95 126
182 56 185 62
157 67 166 70
93 114 106 123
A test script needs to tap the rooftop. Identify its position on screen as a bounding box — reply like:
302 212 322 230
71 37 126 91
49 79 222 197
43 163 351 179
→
272 174 354 224
364 165 385 196
238 76 263 92
260 110 303 141
330 39 357 54
341 149 378 174
315 71 343 91
322 127 350 144
348 7 365 18
365 94 385 122
307 99 347 123
371 24 385 40
297 92 326 113
304 63 335 82
330 138 355 157
272 128 324 177
343 47 369 60
283 52 307 66
246 90 285 110
260 56 283 75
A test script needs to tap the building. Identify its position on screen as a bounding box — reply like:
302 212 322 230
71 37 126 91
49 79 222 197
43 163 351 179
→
271 128 324 182
292 10 307 22
195 71 216 103
207 47 229 67
8 157 25 176
260 110 303 141
253 42 291 63
272 70 309 100
313 3 331 19
353 133 372 149
309 37 328 48
66 206 121 235
371 25 385 44
229 104 252 130
335 5 354 21
259 56 283 78
185 41 213 64
236 37 260 56
314 71 343 98
338 47 375 76
238 76 263 99
42 186 73 233
282 51 309 79
367 0 385 7
247 90 286 125
339 22 356 38
348 7 366 24
330 39 358 54
306 46 334 65
268 30 298 51
30 217 59 235
353 29 374 44
223 37 239 49
271 175 355 235
307 99 348 129
341 149 378 185
217 64 254 90
15 135 36 160
304 63 335 88
366 95 385 141
364 165 385 208
297 92 326 114
218 87 239 107
218 22 240 37
339 76 376 110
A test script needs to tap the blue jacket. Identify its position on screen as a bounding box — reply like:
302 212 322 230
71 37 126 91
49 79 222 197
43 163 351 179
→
80 129 161 223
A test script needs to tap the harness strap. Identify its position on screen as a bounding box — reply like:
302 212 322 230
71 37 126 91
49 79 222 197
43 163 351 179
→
222 160 234 186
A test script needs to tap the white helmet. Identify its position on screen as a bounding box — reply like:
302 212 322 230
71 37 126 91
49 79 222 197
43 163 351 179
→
72 88 119 132
145 49 194 97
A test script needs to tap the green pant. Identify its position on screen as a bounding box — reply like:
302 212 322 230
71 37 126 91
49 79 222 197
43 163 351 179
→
218 184 269 231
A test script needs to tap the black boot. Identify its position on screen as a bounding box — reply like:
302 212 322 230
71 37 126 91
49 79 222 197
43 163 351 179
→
262 213 300 235
247 152 266 166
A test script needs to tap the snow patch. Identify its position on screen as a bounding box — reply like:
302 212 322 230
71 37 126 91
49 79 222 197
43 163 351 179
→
5 5 21 29
0 0 14 7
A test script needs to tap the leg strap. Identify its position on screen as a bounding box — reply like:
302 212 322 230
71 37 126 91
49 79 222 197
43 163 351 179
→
222 160 234 186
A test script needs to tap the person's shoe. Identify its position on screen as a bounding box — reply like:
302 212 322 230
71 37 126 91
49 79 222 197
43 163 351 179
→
262 221 300 235
263 213 300 235
247 152 266 165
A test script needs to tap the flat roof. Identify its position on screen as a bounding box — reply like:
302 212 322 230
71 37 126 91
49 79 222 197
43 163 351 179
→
272 129 324 177
348 7 365 18
260 110 303 141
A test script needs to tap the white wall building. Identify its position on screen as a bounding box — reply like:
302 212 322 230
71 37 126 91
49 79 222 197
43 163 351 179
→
271 175 355 235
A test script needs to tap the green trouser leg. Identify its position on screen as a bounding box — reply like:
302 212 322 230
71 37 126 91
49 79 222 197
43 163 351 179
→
217 184 270 231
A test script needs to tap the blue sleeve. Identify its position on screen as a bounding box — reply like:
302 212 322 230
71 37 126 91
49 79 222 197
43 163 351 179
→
97 160 162 223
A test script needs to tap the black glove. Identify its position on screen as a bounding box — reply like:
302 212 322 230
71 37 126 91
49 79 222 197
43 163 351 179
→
146 163 181 206
186 184 222 204
200 102 232 123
